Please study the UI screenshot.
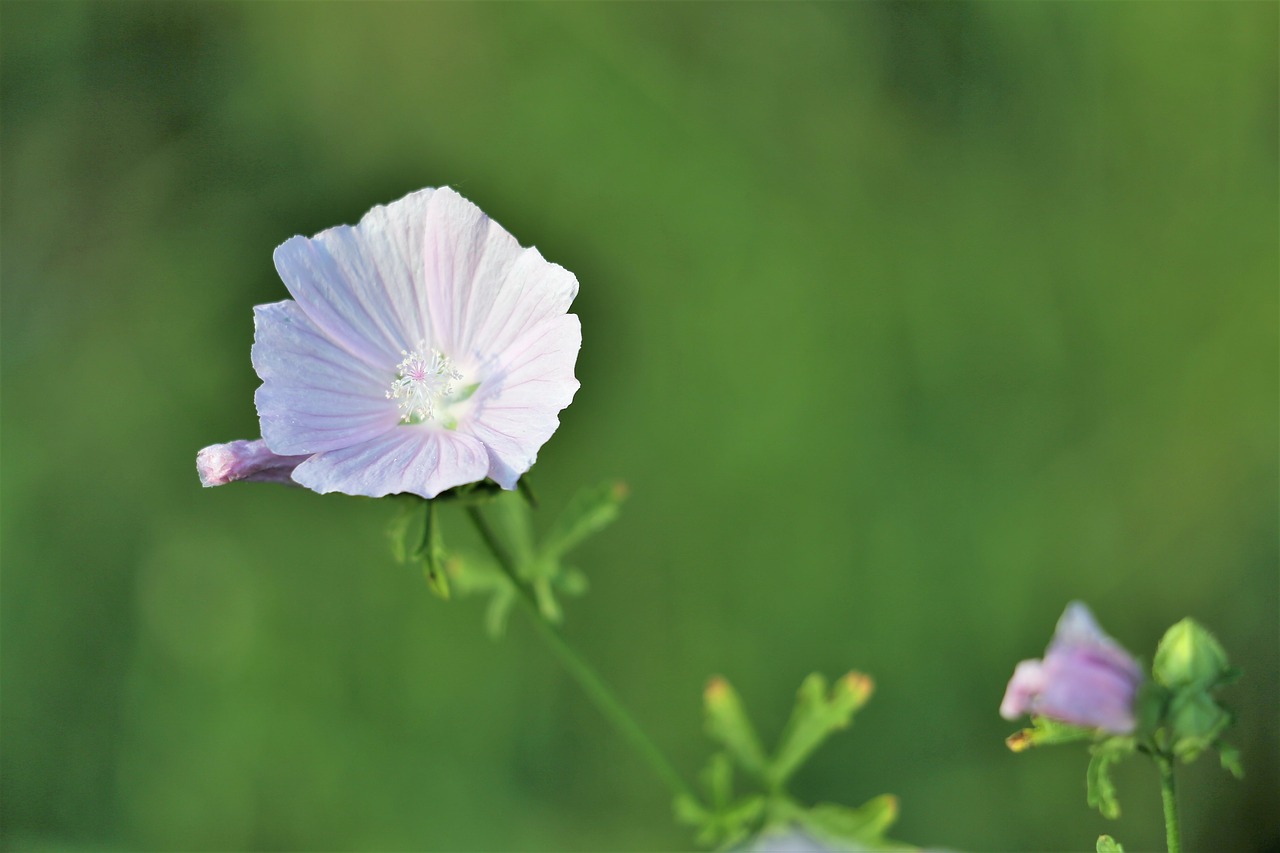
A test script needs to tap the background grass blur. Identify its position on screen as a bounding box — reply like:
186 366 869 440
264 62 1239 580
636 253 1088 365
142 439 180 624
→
2 3 1276 851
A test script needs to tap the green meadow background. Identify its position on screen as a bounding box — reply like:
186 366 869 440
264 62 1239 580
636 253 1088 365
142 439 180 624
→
3 3 1276 851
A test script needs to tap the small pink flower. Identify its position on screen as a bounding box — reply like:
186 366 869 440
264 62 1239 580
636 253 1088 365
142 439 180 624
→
197 188 581 498
1000 602 1143 734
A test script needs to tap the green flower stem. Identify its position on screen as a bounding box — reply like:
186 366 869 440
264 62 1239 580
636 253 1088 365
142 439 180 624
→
465 504 695 803
1156 752 1181 853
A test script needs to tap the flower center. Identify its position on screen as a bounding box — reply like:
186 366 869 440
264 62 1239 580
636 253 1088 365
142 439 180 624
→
386 343 462 424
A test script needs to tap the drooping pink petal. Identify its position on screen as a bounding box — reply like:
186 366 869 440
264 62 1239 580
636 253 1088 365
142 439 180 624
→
465 314 582 488
290 428 490 499
422 188 578 362
252 300 401 455
197 439 309 487
273 189 436 368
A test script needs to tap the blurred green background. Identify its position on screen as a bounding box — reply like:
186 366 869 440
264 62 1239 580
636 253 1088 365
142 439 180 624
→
2 3 1276 851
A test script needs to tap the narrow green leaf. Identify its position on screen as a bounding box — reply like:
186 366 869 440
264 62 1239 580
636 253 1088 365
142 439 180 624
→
539 481 627 561
483 588 516 640
487 490 537 570
704 677 771 783
533 577 562 624
770 673 874 786
702 752 734 809
1086 738 1134 819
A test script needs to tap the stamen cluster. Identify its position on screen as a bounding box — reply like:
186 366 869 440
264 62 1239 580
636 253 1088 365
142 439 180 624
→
386 344 462 423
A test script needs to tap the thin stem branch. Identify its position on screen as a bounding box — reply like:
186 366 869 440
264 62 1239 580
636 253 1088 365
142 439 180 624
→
465 504 696 803
1157 752 1181 853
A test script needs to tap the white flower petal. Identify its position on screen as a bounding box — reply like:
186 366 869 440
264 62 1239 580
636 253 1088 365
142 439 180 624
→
252 301 400 455
291 428 490 499
273 188 437 367
423 188 578 362
466 315 581 488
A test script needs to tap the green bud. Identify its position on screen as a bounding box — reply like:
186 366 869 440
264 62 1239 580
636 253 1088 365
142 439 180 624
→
704 677 770 782
1153 619 1230 690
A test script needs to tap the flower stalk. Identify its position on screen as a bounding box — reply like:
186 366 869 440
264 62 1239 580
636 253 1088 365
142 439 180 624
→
464 504 695 804
1156 751 1181 853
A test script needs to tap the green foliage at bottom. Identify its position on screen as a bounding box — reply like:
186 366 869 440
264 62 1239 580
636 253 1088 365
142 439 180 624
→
680 672 906 851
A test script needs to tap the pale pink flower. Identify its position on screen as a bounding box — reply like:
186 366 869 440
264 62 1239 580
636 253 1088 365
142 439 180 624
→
197 188 581 498
1000 602 1143 734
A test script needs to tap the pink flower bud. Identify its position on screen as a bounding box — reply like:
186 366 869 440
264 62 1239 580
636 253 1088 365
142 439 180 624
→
1000 602 1143 734
197 439 307 487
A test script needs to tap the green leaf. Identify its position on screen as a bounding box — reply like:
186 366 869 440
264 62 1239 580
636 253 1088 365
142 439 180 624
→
1217 741 1244 779
487 490 537 569
1005 716 1097 752
539 481 627 562
676 756 766 850
701 752 735 809
704 677 771 783
1086 737 1135 819
483 587 516 640
533 577 562 624
799 795 900 848
1154 619 1230 691
1096 834 1125 852
770 672 874 786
